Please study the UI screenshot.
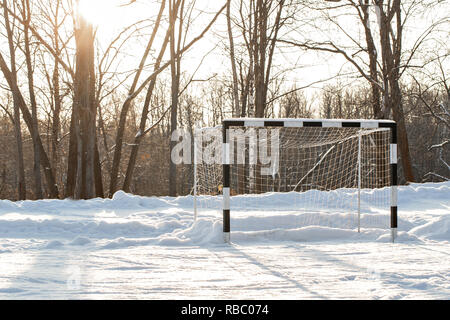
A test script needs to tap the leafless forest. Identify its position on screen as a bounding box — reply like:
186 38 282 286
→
0 0 448 200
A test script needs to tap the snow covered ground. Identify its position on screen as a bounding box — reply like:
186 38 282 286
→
0 182 449 299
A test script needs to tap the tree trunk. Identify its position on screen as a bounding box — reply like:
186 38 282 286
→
391 83 415 183
360 0 382 118
108 0 167 197
22 0 43 199
3 1 26 200
0 53 59 198
94 137 104 198
377 1 415 182
73 11 97 199
51 37 62 193
12 101 26 200
168 0 183 197
227 0 240 117
123 29 171 193
65 108 77 198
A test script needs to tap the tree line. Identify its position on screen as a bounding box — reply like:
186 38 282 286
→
0 0 448 200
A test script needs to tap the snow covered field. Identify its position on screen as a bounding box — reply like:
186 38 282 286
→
0 182 449 299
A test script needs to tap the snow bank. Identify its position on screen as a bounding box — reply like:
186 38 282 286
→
1 182 448 300
0 182 448 247
409 215 450 241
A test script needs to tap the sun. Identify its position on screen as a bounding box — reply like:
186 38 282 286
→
77 0 123 29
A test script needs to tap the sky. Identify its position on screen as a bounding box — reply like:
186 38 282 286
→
77 0 448 98
0 0 447 119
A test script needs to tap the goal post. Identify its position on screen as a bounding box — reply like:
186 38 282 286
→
195 118 398 243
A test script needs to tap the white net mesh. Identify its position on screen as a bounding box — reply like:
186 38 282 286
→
194 124 392 234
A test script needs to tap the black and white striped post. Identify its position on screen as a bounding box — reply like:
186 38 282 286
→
380 122 398 242
222 121 232 243
221 118 398 243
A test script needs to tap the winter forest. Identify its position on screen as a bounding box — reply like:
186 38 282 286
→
0 0 448 201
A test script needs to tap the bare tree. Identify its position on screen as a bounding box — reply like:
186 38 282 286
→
226 0 240 117
168 0 183 197
410 52 449 180
107 1 226 196
122 1 170 193
20 0 43 199
107 0 168 197
279 0 448 183
1 0 26 199
72 1 97 199
0 0 63 199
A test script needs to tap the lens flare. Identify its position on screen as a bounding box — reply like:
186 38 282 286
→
77 0 120 27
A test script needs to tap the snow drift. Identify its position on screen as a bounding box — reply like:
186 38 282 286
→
0 181 448 248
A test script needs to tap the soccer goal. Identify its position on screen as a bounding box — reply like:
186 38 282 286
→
193 118 398 243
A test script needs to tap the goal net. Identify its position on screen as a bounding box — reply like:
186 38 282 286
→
193 118 398 243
